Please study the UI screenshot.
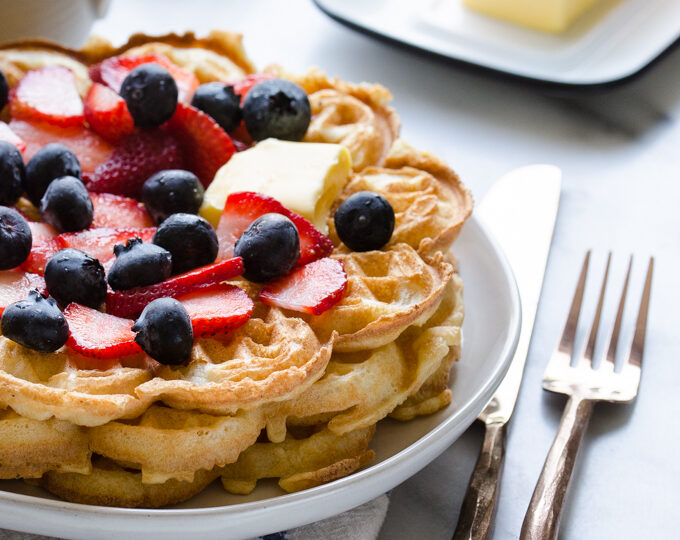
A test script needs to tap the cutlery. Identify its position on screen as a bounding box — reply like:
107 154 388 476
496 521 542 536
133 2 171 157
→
453 165 561 540
521 252 654 539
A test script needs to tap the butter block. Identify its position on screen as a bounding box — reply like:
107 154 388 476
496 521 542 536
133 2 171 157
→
200 139 352 232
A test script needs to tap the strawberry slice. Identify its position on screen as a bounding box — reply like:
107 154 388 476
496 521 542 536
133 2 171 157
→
216 191 333 266
227 73 275 104
20 221 61 275
84 83 135 144
85 129 184 198
0 271 47 316
105 256 244 318
164 103 235 187
259 258 347 315
9 66 84 127
0 121 26 153
64 303 142 359
90 192 153 229
178 284 253 338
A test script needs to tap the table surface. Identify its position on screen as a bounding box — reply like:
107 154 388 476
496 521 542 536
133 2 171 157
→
18 1 680 538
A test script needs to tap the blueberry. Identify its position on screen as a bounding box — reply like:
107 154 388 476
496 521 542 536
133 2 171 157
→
152 213 218 274
107 237 172 291
0 206 32 270
334 191 394 252
25 143 81 207
39 176 93 233
0 141 25 207
120 64 178 129
132 297 193 365
234 213 299 283
44 248 106 308
242 79 311 141
1 289 69 353
191 82 242 133
141 169 204 225
0 69 8 110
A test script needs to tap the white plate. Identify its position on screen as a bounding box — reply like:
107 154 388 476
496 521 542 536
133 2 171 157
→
0 215 520 540
314 0 680 87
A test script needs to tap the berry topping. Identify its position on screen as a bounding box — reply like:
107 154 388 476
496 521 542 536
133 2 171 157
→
216 191 332 266
84 83 134 144
1 289 69 352
105 256 244 318
0 121 26 154
334 191 395 252
39 176 93 232
242 79 311 141
64 302 141 359
191 82 242 133
0 140 25 206
0 271 47 316
164 103 235 187
0 207 32 270
0 69 8 109
120 64 178 129
44 248 106 308
234 213 300 283
25 143 82 206
259 257 347 315
132 297 193 365
85 129 185 198
178 284 253 338
228 73 276 103
8 66 84 127
90 192 154 229
152 213 218 274
141 169 204 225
20 221 60 275
107 237 172 291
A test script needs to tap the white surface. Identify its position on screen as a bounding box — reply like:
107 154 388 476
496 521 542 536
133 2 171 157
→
315 0 680 85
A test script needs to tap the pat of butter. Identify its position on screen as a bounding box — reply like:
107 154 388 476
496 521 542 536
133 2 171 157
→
200 139 352 232
462 0 602 32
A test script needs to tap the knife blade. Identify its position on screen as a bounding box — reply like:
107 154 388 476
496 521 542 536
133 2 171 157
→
452 165 561 540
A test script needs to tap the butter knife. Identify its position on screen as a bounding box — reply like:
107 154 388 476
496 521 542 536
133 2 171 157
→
452 165 561 540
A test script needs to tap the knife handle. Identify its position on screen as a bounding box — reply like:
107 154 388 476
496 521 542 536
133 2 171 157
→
452 421 506 540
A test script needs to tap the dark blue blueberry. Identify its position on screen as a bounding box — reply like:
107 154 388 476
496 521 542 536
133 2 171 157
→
0 141 25 206
152 213 218 274
25 143 81 207
334 191 394 252
234 213 299 283
120 64 178 128
242 79 311 141
0 69 8 110
0 206 32 270
132 297 193 365
39 176 93 232
107 237 172 291
1 289 69 353
44 248 106 308
191 82 242 133
141 169 204 225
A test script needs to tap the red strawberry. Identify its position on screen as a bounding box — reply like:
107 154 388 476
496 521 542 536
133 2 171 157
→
84 83 135 144
20 222 61 275
96 54 200 103
85 129 184 198
90 192 153 229
106 256 244 318
64 303 142 359
164 103 235 187
0 121 26 153
9 66 84 127
216 191 333 266
0 271 47 315
227 73 275 103
178 284 253 337
259 258 347 315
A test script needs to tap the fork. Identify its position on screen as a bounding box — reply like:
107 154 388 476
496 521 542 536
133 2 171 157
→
520 251 654 540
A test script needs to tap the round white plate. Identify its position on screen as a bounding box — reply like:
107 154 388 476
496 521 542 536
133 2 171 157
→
0 215 520 540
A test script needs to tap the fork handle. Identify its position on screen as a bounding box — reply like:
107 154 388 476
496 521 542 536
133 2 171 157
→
521 396 595 540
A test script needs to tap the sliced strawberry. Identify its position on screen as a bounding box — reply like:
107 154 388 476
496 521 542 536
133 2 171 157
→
216 191 333 266
227 73 275 103
90 192 153 229
9 66 84 127
0 271 47 316
259 258 347 315
64 303 142 359
178 284 253 338
164 103 235 187
84 83 135 144
85 129 184 198
96 54 200 103
106 257 244 318
9 119 114 173
0 121 26 153
19 222 60 275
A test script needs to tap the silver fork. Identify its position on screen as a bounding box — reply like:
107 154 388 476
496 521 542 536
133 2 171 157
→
520 251 654 540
